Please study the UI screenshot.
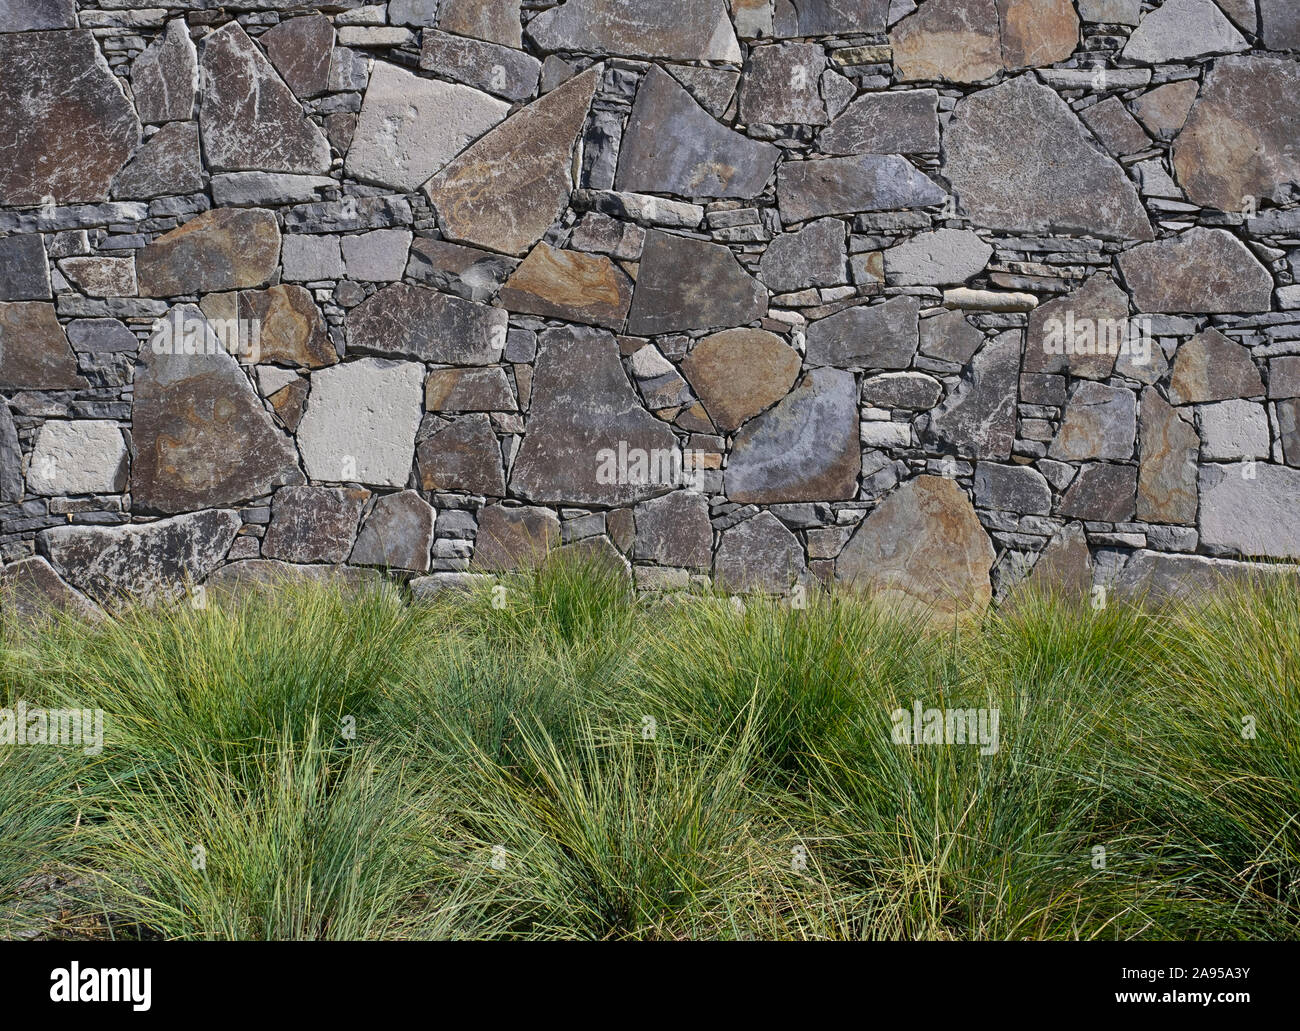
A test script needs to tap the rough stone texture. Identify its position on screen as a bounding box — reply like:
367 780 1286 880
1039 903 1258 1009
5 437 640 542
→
1081 97 1151 157
0 303 89 390
618 66 778 200
974 463 1051 515
1172 57 1300 213
1167 329 1264 404
1111 551 1291 605
526 0 742 62
1122 0 1248 64
726 367 860 503
759 218 846 292
239 285 337 368
0 556 101 624
348 284 506 365
297 358 424 488
132 19 197 123
262 15 335 100
633 491 712 569
1049 382 1138 462
137 209 281 297
112 122 204 200
1132 81 1200 143
0 30 141 205
0 0 76 32
1138 389 1199 525
806 296 919 369
133 306 304 514
819 89 940 155
627 231 767 335
0 236 52 301
347 61 509 192
1118 229 1273 314
1260 0 1300 49
883 229 992 286
263 485 369 564
680 329 802 432
714 511 806 593
945 76 1152 241
923 331 1020 460
417 413 505 496
0 400 21 504
426 67 600 256
511 326 677 505
499 244 633 329
1200 463 1300 559
1198 399 1270 461
778 154 946 221
473 504 561 570
1024 273 1131 380
200 23 330 175
836 475 993 620
738 43 829 126
1059 463 1137 522
41 510 241 604
27 420 128 496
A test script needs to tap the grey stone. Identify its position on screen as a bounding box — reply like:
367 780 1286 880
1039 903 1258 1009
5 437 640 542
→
775 0 889 35
425 367 516 412
0 30 141 205
1111 550 1290 604
666 64 740 119
261 14 334 100
27 420 127 496
390 0 443 27
282 235 345 281
1049 382 1137 462
837 474 993 620
738 43 828 126
883 229 992 286
1199 462 1300 559
1118 229 1273 314
58 257 137 298
860 371 943 409
819 89 940 155
806 296 919 369
1121 0 1248 63
199 23 330 175
633 491 713 569
407 238 519 302
348 284 506 365
0 555 100 625
1078 0 1140 24
1197 399 1270 460
112 122 204 201
617 66 779 200
1260 0 1300 48
0 235 51 301
0 400 22 503
132 305 304 514
924 330 1020 461
416 414 506 497
1168 329 1264 405
627 230 767 335
759 217 847 293
1059 463 1137 522
0 303 88 389
714 511 806 593
346 61 509 192
438 0 523 48
526 0 741 62
778 155 946 222
341 230 413 282
944 75 1153 241
297 358 425 488
0 0 75 32
419 30 541 102
1137 388 1198 524
974 463 1051 514
511 325 678 506
262 485 369 564
133 19 197 123
726 367 860 504
1024 273 1131 380
210 172 335 207
41 509 241 604
472 504 561 571
205 559 385 598
919 310 983 364
65 318 136 354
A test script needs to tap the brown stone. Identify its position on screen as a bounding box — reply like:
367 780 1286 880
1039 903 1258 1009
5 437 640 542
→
0 555 101 625
137 208 281 297
348 490 436 572
1167 328 1264 405
1024 273 1130 380
239 285 337 369
891 0 1004 83
1137 388 1198 525
416 414 506 496
1131 80 1200 142
425 368 517 412
472 504 562 571
0 303 89 390
679 328 801 433
626 230 768 335
499 243 633 330
269 378 310 433
836 475 994 620
263 486 370 565
1059 463 1136 522
1118 228 1273 314
261 14 334 100
439 0 523 48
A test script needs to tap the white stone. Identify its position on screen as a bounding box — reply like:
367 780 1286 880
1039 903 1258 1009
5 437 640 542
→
1121 0 1248 63
628 344 676 379
1198 399 1270 460
859 421 913 448
1200 462 1300 559
341 229 413 282
884 229 993 286
27 420 128 495
282 235 345 281
1078 0 1140 25
297 358 424 488
345 62 510 192
337 27 416 47
257 366 299 397
211 172 336 207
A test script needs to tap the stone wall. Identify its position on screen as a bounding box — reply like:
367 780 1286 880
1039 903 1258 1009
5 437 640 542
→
1 0 1299 617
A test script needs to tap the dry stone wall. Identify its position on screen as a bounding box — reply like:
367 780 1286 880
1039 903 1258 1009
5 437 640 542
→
2 0 1300 617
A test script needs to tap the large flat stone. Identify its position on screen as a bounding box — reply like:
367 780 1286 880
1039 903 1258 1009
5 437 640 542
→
836 475 993 620
679 328 802 432
0 236 51 301
890 0 1003 83
633 491 712 569
0 0 75 32
1111 550 1293 604
1059 463 1136 521
261 14 334 100
132 305 305 514
526 0 741 62
1118 228 1273 314
510 325 678 506
27 420 128 496
438 0 523 47
40 509 241 604
346 61 509 192
1167 328 1264 404
416 414 505 496
738 42 828 126
1172 56 1300 213
883 228 992 286
819 89 940 155
1121 0 1248 64
425 66 600 256
1049 381 1137 462
0 303 88 390
347 284 506 365
132 19 197 123
1199 463 1300 559
137 208 281 297
923 330 1019 461
472 504 561 571
806 296 919 370
238 285 337 369
347 490 435 572
0 556 101 625
419 30 541 102
0 400 21 503
725 367 860 504
263 485 369 564
297 358 424 488
626 230 767 335
0 30 140 204
1137 388 1198 525
774 0 889 36
944 75 1152 241
111 121 204 200
1024 273 1131 380
498 243 633 330
759 217 847 293
778 154 946 222
199 23 330 174
713 511 806 593
617 65 778 199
